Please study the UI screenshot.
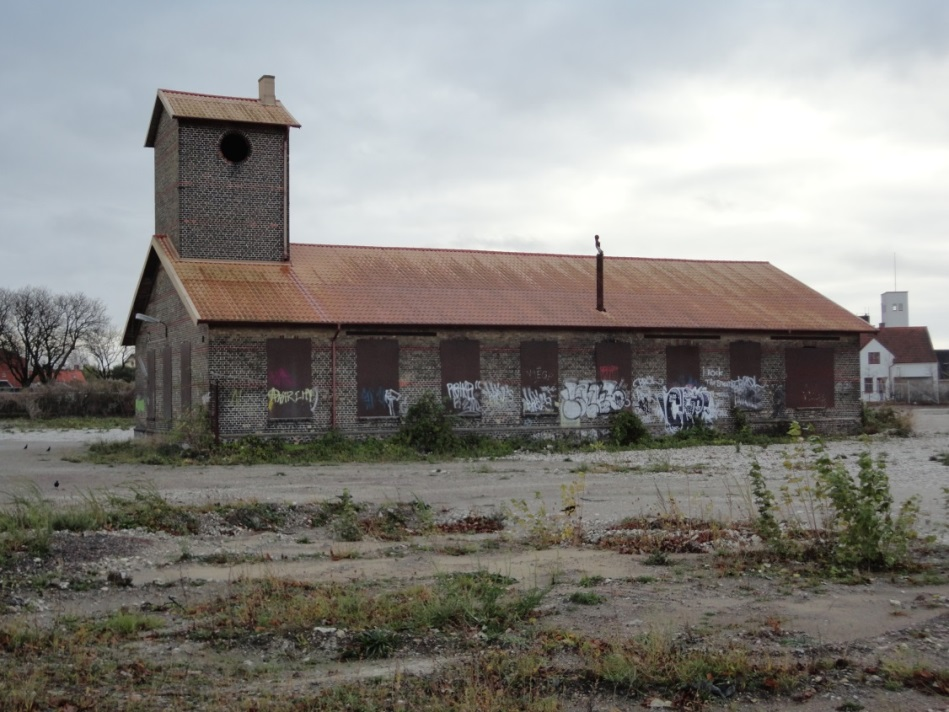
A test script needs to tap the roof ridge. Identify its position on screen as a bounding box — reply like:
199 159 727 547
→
159 88 258 103
288 242 770 265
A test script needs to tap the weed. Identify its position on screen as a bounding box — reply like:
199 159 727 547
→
749 422 919 572
644 551 670 566
578 575 605 587
609 410 649 446
567 590 605 605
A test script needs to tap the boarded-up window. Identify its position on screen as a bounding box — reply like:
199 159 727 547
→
356 339 400 417
146 350 156 422
266 338 313 420
162 345 173 423
180 342 192 412
730 341 761 380
520 341 558 415
785 347 834 408
595 341 631 385
441 339 481 415
666 345 700 387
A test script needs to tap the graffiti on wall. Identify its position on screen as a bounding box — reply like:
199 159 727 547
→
664 386 714 430
479 381 514 408
707 375 766 411
628 376 721 432
445 380 517 414
360 387 401 417
522 385 556 414
559 379 630 420
267 387 319 415
447 381 481 414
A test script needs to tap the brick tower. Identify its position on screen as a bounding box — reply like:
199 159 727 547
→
144 75 300 262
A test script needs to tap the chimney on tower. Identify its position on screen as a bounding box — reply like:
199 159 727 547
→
258 75 276 106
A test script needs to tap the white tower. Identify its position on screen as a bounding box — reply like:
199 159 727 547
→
881 291 908 328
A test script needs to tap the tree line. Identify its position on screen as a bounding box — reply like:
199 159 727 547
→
0 286 130 388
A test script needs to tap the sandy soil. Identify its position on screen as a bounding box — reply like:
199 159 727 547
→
2 408 949 710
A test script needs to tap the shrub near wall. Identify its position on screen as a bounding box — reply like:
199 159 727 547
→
3 382 135 419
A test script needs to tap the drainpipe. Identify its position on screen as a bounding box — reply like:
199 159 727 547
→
330 324 341 429
595 235 605 312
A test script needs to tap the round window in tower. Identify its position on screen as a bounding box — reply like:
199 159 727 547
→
219 131 251 163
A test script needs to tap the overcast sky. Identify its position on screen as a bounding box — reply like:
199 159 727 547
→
2 1 948 347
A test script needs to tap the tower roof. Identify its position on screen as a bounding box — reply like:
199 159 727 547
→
145 80 300 147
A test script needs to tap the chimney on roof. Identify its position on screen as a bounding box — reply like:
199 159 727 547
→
258 75 276 106
595 235 606 312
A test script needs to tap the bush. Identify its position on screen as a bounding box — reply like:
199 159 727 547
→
397 392 458 454
861 404 912 437
608 410 649 447
7 381 134 419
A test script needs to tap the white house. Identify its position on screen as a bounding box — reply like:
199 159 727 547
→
860 326 939 404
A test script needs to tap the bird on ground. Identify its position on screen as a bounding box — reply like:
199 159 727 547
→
54 480 59 489
23 444 27 449
46 446 51 452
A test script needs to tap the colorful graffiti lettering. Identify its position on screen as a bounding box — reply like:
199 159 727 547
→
267 387 318 414
559 379 630 420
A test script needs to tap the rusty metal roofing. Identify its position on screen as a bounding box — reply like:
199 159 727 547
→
869 327 937 364
142 237 875 334
145 89 299 146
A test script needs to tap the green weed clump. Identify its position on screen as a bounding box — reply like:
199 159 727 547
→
396 392 459 454
749 422 919 571
861 404 912 437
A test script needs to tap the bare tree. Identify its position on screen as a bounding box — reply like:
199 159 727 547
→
0 286 108 387
83 324 133 379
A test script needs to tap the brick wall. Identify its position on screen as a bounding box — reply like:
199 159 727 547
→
199 327 862 440
151 109 288 262
133 267 209 434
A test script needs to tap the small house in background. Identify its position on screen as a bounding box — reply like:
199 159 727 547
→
860 327 939 404
124 76 875 441
0 358 87 392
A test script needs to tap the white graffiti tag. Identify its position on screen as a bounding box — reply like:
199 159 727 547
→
707 375 766 411
664 386 714 430
559 379 630 420
522 385 556 414
446 381 481 414
477 380 514 407
631 376 665 424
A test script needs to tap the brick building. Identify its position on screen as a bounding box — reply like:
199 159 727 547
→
124 76 875 440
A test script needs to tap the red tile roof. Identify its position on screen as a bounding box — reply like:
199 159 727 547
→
141 236 874 334
869 326 937 364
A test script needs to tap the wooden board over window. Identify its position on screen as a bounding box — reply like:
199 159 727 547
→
440 339 481 415
785 347 834 408
180 341 192 412
162 345 173 423
266 338 313 420
146 350 156 423
356 339 400 417
729 341 761 380
520 340 558 415
666 345 700 387
595 341 631 384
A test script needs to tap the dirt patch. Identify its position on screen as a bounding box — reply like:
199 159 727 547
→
3 418 949 710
